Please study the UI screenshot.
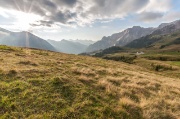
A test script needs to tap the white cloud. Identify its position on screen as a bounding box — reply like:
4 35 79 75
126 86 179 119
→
138 12 164 22
162 11 180 22
138 0 172 13
136 0 173 22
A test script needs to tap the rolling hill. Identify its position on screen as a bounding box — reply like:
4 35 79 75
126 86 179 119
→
0 45 179 118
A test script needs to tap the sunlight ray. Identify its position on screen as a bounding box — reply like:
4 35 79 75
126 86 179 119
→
25 32 29 47
13 0 22 11
25 31 30 56
23 0 26 12
28 0 36 13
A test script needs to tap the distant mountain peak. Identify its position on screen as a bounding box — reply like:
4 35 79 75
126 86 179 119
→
153 20 180 35
47 39 88 54
158 19 180 29
132 26 142 29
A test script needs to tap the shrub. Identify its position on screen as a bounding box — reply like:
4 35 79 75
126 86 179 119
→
160 45 166 49
103 55 137 64
18 61 38 66
145 55 180 61
151 64 173 71
52 77 62 85
94 46 125 57
8 70 17 76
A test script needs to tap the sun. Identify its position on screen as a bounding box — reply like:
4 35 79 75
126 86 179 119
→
0 7 42 31
15 11 42 31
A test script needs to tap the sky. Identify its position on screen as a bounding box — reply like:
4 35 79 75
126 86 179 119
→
0 0 180 41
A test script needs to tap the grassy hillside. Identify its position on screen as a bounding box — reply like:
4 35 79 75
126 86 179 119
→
0 45 180 119
94 50 180 79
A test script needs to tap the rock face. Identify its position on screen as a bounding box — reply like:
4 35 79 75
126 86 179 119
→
116 26 154 46
0 29 56 51
152 20 180 35
86 26 154 52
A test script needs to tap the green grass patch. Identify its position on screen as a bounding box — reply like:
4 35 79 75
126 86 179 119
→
0 45 15 51
171 61 180 66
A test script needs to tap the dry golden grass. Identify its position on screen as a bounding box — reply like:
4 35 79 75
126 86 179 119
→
0 45 180 119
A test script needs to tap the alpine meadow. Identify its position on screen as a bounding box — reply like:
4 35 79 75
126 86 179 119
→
0 0 180 119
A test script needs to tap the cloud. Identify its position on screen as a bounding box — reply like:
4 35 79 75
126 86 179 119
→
139 0 172 13
138 12 164 22
60 0 77 6
30 20 54 27
50 11 77 24
0 0 174 27
136 0 173 22
85 0 149 19
162 11 180 22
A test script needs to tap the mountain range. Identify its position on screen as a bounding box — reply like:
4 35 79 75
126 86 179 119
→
86 26 154 52
0 19 180 54
0 28 94 54
91 29 180 57
86 19 180 53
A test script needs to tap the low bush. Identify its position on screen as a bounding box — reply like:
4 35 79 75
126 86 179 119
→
151 63 173 71
145 55 180 61
103 55 137 64
18 61 38 66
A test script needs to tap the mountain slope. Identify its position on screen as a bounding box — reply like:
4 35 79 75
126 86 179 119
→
86 26 154 52
0 27 11 34
126 30 180 50
0 45 179 118
0 28 56 51
0 28 11 38
47 39 87 54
